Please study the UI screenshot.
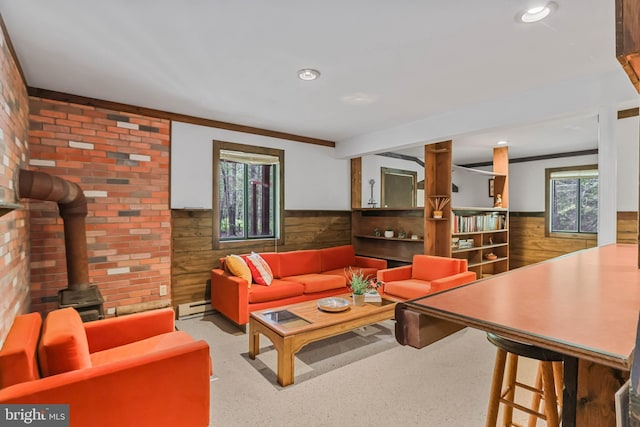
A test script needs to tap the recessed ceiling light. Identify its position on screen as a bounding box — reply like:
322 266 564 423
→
496 140 509 146
517 2 557 23
297 68 320 81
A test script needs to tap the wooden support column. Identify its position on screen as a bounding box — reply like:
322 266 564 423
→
351 157 362 209
615 0 640 266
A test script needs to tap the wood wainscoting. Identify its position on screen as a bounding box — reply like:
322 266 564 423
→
509 211 638 269
171 209 352 307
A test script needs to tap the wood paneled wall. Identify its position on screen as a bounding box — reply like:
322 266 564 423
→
509 212 637 268
617 211 639 243
171 209 351 307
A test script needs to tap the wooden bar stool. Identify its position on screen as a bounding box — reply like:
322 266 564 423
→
485 333 564 427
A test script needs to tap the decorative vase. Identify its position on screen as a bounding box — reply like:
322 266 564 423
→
433 210 443 219
352 293 365 306
384 230 394 238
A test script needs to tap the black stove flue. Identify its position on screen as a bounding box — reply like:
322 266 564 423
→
18 169 105 321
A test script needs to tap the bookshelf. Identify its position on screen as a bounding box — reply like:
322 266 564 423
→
451 207 509 278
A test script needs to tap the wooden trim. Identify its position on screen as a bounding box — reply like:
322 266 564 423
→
461 149 598 168
618 107 640 119
284 210 350 217
0 14 26 87
27 87 336 148
510 211 545 218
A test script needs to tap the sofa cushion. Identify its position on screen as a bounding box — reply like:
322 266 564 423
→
278 250 321 277
246 252 274 286
248 279 304 303
412 256 463 282
38 307 91 377
225 254 253 285
384 279 432 300
319 245 356 272
0 312 42 388
282 274 346 293
90 331 195 366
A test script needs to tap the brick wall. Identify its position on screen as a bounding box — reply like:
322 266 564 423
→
0 29 30 345
28 99 171 315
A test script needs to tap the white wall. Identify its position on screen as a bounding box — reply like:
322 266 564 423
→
509 154 599 212
507 114 638 212
616 115 639 211
171 121 351 210
451 166 495 208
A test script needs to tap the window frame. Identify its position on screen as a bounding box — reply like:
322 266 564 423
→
212 140 284 249
544 164 598 239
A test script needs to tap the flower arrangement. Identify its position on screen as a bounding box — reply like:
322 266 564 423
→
346 267 380 295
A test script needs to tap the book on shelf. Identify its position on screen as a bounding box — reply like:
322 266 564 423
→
451 211 506 233
364 290 382 302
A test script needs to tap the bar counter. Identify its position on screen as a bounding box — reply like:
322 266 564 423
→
396 244 639 426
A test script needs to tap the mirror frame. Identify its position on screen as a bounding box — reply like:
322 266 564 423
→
380 167 417 208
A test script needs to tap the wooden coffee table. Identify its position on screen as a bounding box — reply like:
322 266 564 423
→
248 294 396 386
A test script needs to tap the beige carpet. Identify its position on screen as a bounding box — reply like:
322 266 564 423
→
176 312 542 427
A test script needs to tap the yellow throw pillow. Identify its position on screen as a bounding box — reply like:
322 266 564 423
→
225 254 252 286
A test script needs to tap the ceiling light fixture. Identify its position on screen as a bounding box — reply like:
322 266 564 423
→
517 2 557 23
496 140 509 146
297 68 320 81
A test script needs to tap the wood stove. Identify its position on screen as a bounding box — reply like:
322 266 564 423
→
18 169 105 321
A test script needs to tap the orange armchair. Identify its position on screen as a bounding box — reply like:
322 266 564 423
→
0 307 211 427
377 254 477 301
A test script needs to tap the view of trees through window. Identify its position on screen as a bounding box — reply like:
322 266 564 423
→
550 170 598 234
219 160 275 240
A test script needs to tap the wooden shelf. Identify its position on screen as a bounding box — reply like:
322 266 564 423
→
469 256 509 268
452 243 508 254
453 229 508 236
354 234 423 242
352 207 423 212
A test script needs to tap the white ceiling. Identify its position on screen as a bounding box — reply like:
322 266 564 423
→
0 1 637 163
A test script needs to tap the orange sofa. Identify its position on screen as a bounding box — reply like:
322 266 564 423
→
211 245 387 326
377 254 477 301
0 307 211 427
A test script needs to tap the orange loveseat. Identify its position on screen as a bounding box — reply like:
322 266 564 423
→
211 245 387 326
0 307 211 427
377 254 477 301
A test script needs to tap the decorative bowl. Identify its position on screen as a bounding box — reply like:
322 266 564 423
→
484 253 498 261
317 297 351 312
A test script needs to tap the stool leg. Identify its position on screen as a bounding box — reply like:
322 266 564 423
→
540 361 560 427
552 361 563 408
502 353 519 426
527 363 544 427
486 348 507 427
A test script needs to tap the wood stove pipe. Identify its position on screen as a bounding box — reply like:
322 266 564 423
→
17 169 89 292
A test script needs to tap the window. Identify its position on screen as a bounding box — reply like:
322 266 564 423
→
213 141 284 247
545 165 598 237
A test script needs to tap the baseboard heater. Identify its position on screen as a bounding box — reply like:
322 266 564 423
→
177 299 216 319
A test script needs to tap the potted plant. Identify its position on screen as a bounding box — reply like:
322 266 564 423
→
346 267 373 306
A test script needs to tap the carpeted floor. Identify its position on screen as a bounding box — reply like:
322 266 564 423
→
176 312 540 426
